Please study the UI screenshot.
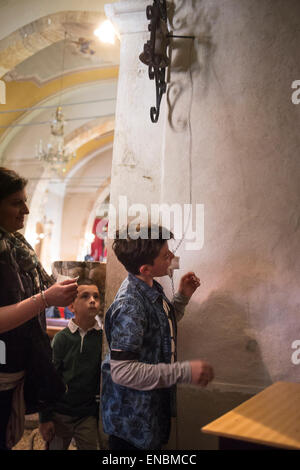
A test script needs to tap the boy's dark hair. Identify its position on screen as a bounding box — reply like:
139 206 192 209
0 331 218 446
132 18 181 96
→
0 167 28 201
112 224 173 275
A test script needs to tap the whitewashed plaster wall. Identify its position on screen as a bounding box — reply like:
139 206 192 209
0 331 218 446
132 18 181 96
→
105 0 300 449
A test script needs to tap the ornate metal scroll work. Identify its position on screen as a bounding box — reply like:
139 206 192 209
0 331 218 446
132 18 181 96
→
139 0 170 123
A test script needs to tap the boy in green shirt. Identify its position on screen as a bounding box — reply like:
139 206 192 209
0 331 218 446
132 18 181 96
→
39 279 102 450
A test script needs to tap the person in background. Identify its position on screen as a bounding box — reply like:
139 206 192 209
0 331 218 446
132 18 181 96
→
101 224 214 451
39 279 103 450
63 306 74 319
0 167 78 450
45 307 61 319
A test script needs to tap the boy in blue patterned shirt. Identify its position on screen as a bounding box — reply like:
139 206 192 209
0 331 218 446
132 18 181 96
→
101 225 214 450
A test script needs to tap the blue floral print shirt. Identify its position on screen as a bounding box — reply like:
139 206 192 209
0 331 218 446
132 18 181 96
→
101 273 177 450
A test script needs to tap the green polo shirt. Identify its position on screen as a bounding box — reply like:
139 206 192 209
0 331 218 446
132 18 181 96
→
40 320 102 422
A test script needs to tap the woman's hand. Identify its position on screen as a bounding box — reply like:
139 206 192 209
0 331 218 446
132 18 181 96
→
44 279 78 307
0 279 78 333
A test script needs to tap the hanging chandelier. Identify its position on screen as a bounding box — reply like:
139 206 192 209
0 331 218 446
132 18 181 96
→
35 30 76 172
35 106 76 170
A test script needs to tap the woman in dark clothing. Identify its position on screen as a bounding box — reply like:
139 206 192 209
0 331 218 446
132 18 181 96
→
0 167 78 450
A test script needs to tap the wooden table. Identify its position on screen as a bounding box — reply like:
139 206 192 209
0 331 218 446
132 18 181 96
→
202 382 300 450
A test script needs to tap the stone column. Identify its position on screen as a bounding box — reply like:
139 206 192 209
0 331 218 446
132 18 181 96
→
104 0 169 305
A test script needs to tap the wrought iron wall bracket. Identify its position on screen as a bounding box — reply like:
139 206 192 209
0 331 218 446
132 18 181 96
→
139 0 169 123
149 65 167 123
139 0 195 123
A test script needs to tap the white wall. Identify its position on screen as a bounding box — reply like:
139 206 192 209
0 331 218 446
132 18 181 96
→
105 0 300 448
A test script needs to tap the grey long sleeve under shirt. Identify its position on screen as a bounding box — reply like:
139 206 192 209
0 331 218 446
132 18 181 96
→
110 292 192 390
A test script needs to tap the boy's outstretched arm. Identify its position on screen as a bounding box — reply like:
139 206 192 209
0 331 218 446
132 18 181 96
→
173 271 200 322
110 354 214 390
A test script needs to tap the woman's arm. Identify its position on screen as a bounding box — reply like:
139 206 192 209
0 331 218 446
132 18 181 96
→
0 279 78 334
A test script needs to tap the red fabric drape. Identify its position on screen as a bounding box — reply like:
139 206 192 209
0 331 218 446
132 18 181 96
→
91 217 104 261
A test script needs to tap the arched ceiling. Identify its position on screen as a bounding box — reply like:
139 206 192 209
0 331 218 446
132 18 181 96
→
0 0 119 42
0 10 119 79
0 1 120 184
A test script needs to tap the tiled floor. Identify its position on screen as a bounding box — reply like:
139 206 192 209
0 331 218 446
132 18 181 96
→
12 415 76 450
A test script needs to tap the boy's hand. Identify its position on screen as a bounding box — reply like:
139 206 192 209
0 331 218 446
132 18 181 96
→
39 421 55 442
189 360 214 387
178 272 200 299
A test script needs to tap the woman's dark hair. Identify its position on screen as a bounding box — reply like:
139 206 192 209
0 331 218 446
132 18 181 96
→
0 167 28 201
112 224 173 275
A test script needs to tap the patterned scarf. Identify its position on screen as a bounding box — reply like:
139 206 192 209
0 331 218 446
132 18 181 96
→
0 226 53 296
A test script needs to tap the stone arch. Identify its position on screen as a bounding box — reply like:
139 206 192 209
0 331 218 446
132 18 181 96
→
65 117 115 155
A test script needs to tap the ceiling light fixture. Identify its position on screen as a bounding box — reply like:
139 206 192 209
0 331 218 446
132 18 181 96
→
35 106 76 170
94 20 117 44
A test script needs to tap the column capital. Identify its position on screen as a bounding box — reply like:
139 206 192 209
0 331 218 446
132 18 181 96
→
105 0 150 35
0 80 5 104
